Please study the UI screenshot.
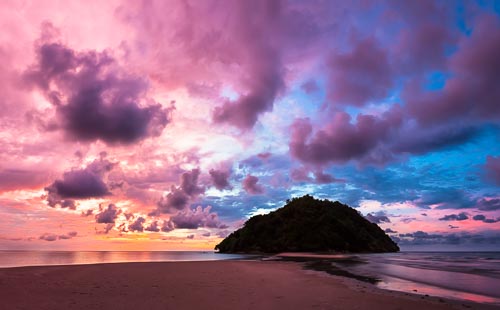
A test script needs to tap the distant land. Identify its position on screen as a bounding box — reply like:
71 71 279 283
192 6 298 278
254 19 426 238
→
216 195 399 253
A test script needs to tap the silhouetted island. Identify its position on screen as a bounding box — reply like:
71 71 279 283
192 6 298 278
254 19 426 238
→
215 195 399 253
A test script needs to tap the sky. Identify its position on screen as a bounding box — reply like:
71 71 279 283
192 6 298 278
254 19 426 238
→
0 0 499 251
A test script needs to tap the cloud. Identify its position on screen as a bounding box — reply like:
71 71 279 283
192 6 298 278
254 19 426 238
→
24 37 173 144
58 231 78 239
209 169 232 191
129 217 146 232
439 212 469 221
156 168 205 213
212 61 283 129
39 233 58 242
290 167 342 184
406 16 500 125
289 108 402 165
472 214 500 224
39 231 77 241
242 175 264 195
180 168 204 196
327 38 393 106
170 206 224 229
121 1 330 130
476 198 500 211
414 189 474 209
365 212 391 224
95 204 120 224
0 169 49 192
301 80 319 94
145 221 160 232
161 220 175 232
45 158 115 208
385 228 397 233
397 230 500 246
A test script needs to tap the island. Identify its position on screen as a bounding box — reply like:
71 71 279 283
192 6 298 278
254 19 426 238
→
215 195 399 253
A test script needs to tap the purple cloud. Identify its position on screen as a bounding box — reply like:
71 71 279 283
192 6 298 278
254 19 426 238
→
170 206 223 229
145 221 160 232
24 40 173 144
290 167 342 184
439 212 469 221
39 231 77 241
365 212 391 224
242 175 264 195
209 169 232 191
328 38 392 106
157 168 205 213
407 16 500 125
129 217 146 232
289 109 402 165
0 169 48 192
45 158 114 208
477 198 500 211
95 204 120 224
301 80 319 94
39 233 58 242
472 214 500 224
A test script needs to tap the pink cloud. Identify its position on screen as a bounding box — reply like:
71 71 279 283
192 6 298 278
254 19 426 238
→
156 168 204 214
407 15 500 125
209 168 232 191
289 108 402 165
327 38 393 106
242 175 264 195
170 206 223 229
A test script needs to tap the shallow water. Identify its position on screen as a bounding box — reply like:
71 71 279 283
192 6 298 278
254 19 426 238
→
0 250 252 268
335 251 500 305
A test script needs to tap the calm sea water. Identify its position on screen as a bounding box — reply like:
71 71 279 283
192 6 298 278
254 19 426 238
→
334 251 500 305
0 250 252 268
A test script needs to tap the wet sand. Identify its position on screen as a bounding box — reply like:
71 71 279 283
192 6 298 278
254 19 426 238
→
0 260 496 310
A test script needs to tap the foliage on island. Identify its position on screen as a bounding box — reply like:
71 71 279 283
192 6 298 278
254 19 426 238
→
215 195 399 253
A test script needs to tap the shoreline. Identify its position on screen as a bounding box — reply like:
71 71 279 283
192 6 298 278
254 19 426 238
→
0 260 497 310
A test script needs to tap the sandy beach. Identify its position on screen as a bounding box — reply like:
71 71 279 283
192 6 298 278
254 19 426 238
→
0 260 496 310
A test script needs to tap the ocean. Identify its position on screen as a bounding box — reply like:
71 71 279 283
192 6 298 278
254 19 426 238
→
0 250 251 268
333 251 500 305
